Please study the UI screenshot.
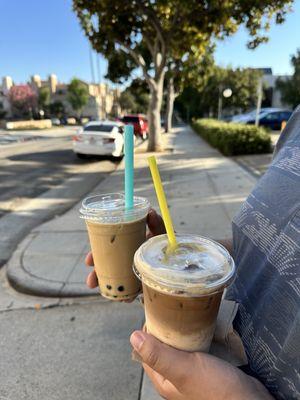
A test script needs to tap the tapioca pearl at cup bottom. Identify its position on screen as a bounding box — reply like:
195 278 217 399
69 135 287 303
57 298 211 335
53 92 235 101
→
118 286 124 292
106 285 112 290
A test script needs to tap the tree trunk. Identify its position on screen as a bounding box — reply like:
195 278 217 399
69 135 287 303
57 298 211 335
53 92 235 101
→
164 77 175 133
147 75 164 151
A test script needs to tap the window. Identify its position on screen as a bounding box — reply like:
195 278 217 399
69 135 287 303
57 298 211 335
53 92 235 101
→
264 112 280 121
84 125 115 132
280 112 292 121
123 116 139 123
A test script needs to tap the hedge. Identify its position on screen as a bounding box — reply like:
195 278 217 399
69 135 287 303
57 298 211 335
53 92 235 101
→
192 118 272 156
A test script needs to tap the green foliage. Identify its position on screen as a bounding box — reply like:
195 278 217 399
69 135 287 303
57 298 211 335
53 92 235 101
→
176 66 262 119
73 0 292 67
119 91 137 113
49 101 65 118
192 119 272 156
38 86 51 109
67 78 89 115
73 0 292 149
105 51 137 84
276 49 300 109
120 79 149 113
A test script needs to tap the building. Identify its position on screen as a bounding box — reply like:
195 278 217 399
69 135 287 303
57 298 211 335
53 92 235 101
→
0 74 121 120
255 68 291 109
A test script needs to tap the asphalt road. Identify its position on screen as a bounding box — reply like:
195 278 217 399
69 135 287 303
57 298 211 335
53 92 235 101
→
0 129 118 218
0 128 119 266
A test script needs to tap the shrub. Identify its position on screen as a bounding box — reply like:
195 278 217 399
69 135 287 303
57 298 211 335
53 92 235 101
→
192 118 272 156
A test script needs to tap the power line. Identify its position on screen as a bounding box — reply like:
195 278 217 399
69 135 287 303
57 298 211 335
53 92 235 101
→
96 55 101 85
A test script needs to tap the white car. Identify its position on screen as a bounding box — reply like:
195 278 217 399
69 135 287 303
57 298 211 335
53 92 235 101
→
73 120 125 158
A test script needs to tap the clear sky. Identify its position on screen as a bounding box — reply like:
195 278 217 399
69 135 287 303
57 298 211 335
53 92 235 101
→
0 0 299 85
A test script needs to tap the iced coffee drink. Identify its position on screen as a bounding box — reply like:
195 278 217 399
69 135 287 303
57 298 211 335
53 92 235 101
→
80 193 150 301
134 234 235 352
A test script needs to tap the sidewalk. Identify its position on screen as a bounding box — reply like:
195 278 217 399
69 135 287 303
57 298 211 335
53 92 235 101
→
5 125 257 399
7 126 256 297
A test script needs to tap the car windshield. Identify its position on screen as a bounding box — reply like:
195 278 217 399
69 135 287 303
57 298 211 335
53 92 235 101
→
84 124 115 133
123 116 139 123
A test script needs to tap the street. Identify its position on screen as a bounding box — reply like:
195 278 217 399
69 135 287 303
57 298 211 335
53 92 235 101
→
0 128 119 266
0 128 118 217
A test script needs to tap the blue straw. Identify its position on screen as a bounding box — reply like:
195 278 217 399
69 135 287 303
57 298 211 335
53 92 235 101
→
124 125 134 210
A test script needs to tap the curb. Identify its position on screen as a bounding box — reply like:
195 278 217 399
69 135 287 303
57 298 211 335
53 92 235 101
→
6 139 149 297
6 232 100 298
1 163 111 269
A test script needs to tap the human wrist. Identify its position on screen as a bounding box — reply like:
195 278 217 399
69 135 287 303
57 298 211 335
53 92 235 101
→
230 374 274 400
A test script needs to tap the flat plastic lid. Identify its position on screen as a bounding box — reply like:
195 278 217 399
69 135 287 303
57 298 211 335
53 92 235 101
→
80 193 150 224
134 234 235 296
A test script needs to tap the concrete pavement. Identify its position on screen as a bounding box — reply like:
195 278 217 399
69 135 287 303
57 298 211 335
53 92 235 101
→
7 126 256 297
0 300 144 400
3 125 258 399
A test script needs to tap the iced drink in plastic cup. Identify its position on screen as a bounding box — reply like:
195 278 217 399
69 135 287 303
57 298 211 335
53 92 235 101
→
80 193 150 301
134 234 235 352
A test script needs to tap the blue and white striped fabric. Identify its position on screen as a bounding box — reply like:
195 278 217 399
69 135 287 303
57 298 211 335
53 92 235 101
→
227 107 300 399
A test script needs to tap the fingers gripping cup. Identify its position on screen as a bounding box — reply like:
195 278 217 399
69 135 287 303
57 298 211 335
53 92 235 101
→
134 234 235 352
80 193 150 301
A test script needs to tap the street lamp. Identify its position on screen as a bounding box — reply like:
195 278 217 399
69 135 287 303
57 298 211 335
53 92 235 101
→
218 87 232 120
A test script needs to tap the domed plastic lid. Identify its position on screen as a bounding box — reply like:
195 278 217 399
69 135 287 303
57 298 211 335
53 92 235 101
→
80 193 150 224
134 234 235 296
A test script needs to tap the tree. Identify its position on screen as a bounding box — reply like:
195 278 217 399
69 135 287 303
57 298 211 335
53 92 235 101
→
73 0 292 151
277 49 300 109
67 78 89 117
49 101 65 118
8 85 37 119
38 86 51 111
176 66 262 119
164 47 215 132
120 91 137 113
120 78 150 113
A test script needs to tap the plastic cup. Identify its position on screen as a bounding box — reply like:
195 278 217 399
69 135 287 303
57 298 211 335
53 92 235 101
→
134 234 235 352
80 193 150 300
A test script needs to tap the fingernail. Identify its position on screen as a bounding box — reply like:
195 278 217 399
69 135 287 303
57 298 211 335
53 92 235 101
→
130 331 146 352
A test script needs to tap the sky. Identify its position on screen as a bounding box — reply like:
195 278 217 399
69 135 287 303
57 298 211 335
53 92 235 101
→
0 0 299 85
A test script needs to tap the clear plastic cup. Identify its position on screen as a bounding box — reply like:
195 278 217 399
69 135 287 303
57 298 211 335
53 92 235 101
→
134 234 235 351
80 193 150 300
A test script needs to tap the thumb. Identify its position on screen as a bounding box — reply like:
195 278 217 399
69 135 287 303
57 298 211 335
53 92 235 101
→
147 209 166 236
130 331 192 387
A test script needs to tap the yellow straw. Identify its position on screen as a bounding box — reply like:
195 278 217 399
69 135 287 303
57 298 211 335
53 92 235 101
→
148 156 177 250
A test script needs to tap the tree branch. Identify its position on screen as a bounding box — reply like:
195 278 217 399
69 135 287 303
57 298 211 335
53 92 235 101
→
144 32 155 58
138 3 167 72
117 41 155 87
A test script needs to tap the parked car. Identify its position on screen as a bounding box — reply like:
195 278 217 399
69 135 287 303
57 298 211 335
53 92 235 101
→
238 109 292 130
122 114 148 140
51 118 61 126
72 120 125 159
231 108 274 123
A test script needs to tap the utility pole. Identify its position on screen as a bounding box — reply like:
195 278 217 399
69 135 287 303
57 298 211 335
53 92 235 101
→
89 47 101 120
89 47 96 84
96 56 101 85
255 79 263 126
217 85 223 120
